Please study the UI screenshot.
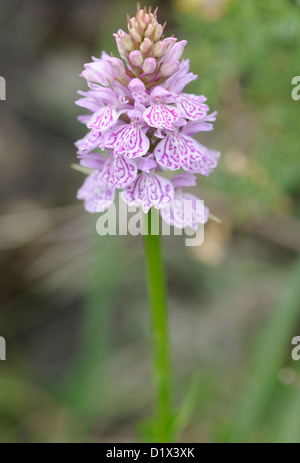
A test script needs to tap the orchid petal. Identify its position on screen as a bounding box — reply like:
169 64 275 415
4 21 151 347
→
122 172 174 213
87 105 119 132
99 154 138 189
161 191 209 229
77 171 115 213
177 94 209 121
105 122 150 158
143 104 180 130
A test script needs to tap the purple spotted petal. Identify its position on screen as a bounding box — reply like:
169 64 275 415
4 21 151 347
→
143 104 180 130
99 153 138 189
161 191 209 229
187 147 220 176
177 94 209 121
154 131 214 172
77 171 115 213
105 122 150 158
122 172 174 213
75 129 105 154
87 105 119 132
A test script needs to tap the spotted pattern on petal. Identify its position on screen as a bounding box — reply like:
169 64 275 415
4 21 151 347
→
177 94 209 121
87 105 118 132
122 172 174 213
77 171 115 213
75 129 104 154
155 131 210 172
161 191 209 230
106 123 150 158
186 147 219 176
99 154 137 189
143 104 180 131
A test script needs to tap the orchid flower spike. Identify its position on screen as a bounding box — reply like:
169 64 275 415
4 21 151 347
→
75 3 220 229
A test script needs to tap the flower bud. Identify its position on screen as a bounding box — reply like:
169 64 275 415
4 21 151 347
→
120 33 135 51
143 57 157 75
160 59 180 77
138 19 147 33
128 17 137 30
129 16 146 35
137 9 144 21
130 28 142 44
144 24 155 39
153 24 164 41
140 38 153 53
143 13 150 24
152 41 166 58
129 50 143 67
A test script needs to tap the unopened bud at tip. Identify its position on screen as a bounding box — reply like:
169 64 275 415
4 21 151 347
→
153 24 164 41
152 40 166 57
129 50 143 67
130 28 142 44
142 57 157 75
144 24 155 39
120 32 135 51
140 37 153 53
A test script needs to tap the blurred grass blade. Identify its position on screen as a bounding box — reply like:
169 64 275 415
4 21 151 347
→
56 227 120 418
230 256 300 443
170 375 201 441
273 385 300 443
268 361 300 443
70 163 93 175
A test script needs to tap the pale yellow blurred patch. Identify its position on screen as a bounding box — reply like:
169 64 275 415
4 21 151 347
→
188 219 231 266
173 0 231 22
222 150 249 177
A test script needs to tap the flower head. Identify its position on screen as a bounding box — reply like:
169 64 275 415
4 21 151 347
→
75 3 220 229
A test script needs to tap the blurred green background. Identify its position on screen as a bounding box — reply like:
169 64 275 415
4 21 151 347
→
0 0 300 443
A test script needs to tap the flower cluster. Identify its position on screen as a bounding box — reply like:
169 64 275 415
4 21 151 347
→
75 4 220 229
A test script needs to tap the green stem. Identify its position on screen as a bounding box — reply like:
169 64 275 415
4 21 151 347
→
144 209 172 442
